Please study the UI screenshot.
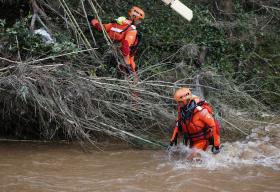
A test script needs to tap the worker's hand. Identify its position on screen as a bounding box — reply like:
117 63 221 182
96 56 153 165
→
88 18 102 31
167 141 174 151
169 138 177 146
211 145 221 154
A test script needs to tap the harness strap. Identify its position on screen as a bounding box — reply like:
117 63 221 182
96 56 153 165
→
111 24 136 34
188 127 211 139
120 24 133 34
183 107 213 142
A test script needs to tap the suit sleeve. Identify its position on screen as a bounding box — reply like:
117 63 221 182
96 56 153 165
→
90 19 112 32
170 126 179 144
170 106 182 144
199 109 220 147
121 30 137 56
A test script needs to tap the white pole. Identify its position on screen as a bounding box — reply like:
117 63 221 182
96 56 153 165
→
161 0 193 21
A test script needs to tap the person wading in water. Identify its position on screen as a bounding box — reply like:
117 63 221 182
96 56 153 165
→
170 87 221 160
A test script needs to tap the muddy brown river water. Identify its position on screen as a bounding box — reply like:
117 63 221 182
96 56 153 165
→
0 126 280 192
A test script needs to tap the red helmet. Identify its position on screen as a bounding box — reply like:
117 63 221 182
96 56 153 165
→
174 87 192 105
128 6 145 21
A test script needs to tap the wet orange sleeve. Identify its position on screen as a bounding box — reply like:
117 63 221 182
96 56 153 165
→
170 126 179 142
129 56 136 72
170 109 181 143
103 23 113 32
199 109 220 147
91 19 112 32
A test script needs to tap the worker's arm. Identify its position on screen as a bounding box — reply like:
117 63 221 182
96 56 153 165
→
170 126 179 146
87 16 112 32
170 106 183 146
199 109 221 149
121 30 137 73
121 30 137 56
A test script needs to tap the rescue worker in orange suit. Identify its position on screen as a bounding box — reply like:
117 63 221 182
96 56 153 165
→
170 87 221 159
87 6 145 81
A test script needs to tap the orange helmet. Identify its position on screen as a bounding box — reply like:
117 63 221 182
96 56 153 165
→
128 6 145 21
174 87 192 105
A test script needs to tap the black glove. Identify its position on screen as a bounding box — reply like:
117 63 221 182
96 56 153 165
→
167 140 174 151
169 138 177 146
212 146 220 154
87 15 94 22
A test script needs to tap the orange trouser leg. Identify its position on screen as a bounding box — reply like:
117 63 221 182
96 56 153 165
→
121 54 138 83
186 140 209 161
191 140 209 151
129 55 136 72
129 55 139 82
122 55 136 71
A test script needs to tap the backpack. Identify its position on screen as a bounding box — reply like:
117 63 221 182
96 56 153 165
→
197 100 221 136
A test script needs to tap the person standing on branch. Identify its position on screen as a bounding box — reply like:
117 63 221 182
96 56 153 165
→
170 87 221 160
88 6 145 82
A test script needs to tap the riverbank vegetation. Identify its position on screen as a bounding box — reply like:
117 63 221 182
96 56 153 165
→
0 0 279 147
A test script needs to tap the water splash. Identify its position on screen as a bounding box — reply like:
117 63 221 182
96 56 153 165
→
167 125 280 170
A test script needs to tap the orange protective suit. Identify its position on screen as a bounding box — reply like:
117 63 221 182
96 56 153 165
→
170 96 220 151
91 18 139 73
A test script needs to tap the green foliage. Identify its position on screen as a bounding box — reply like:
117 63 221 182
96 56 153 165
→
1 16 79 59
3 16 46 55
0 19 5 31
51 41 78 54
